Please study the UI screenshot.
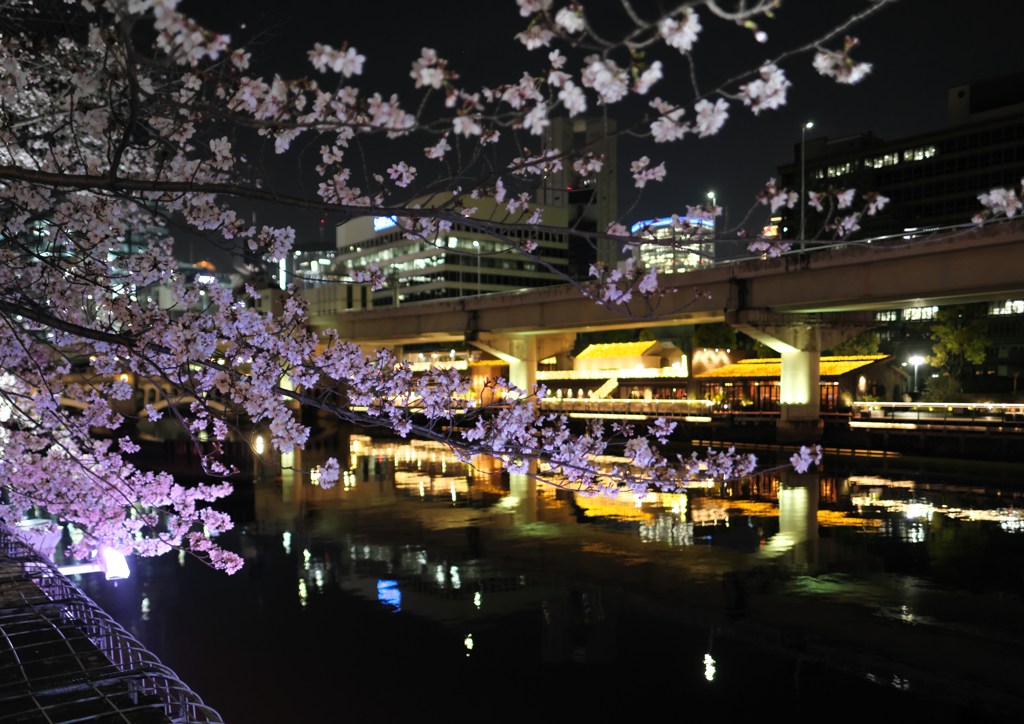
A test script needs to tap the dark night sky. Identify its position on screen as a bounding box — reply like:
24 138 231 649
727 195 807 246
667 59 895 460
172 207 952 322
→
175 0 1024 269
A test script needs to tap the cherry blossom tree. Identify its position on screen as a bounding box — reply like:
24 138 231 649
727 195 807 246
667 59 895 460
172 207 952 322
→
0 0 897 572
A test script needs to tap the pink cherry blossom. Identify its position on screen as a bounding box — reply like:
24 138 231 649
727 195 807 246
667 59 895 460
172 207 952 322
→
555 7 585 34
634 61 663 95
0 0 908 576
658 11 702 53
558 81 587 116
739 63 791 115
813 36 872 85
693 98 729 137
387 161 417 187
790 445 823 473
581 55 629 104
425 134 452 159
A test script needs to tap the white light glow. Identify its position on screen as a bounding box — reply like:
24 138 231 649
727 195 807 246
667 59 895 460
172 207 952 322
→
704 654 716 681
373 216 398 232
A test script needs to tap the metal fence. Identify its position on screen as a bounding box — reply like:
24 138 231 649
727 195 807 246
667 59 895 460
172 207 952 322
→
852 401 1024 428
0 526 223 723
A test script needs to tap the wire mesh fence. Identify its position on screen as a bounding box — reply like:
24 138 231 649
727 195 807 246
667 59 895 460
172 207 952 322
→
0 526 223 723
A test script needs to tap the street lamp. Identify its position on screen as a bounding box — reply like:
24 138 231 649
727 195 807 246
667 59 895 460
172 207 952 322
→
473 240 481 295
706 191 716 239
909 355 924 393
800 121 814 250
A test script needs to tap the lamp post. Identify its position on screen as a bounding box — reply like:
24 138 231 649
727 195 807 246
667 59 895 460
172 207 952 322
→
706 191 716 239
473 240 481 295
799 121 814 250
909 355 924 393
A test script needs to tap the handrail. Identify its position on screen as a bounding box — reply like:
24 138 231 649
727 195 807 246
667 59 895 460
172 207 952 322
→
0 526 224 723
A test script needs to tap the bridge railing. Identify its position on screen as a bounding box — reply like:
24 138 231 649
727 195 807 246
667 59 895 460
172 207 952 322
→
0 526 224 723
851 401 1024 427
539 398 714 420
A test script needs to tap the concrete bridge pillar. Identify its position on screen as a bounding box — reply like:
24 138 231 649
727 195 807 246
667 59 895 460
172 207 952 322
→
727 310 873 443
470 333 575 398
779 349 822 441
508 337 538 394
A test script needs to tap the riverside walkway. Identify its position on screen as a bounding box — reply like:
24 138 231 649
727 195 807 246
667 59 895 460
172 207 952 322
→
0 527 221 723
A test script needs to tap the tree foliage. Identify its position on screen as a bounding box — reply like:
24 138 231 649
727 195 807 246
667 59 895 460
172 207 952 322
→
926 305 989 382
692 323 737 349
827 330 880 356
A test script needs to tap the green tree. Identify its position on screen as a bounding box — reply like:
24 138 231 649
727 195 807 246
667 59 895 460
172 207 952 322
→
692 323 737 349
927 305 989 382
827 330 880 356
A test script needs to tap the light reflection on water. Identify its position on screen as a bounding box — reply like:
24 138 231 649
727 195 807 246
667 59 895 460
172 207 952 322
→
85 432 1024 723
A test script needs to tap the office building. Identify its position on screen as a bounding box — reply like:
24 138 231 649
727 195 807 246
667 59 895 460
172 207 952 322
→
777 71 1024 237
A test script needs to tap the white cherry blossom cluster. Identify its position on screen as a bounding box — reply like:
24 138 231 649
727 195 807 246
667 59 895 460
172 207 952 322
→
0 0 903 574
974 182 1024 224
739 63 792 116
756 178 799 213
630 156 667 188
813 36 873 85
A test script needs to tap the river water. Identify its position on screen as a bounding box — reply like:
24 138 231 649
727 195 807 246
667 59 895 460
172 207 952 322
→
80 430 1024 722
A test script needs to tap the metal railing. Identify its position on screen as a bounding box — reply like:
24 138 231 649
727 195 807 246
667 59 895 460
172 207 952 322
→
851 401 1024 429
539 398 714 420
0 526 223 723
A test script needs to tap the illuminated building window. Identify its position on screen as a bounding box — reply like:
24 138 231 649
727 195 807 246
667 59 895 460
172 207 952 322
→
989 300 1024 316
866 152 900 169
827 162 852 178
902 146 937 162
874 310 898 322
902 306 938 321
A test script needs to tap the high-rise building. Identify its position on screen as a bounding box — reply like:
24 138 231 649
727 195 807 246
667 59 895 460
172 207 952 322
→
777 71 1024 238
537 116 619 274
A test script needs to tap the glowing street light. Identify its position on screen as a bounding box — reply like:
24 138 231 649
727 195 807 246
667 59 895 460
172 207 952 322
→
473 240 481 295
707 191 716 238
800 121 814 249
909 355 925 393
58 546 130 581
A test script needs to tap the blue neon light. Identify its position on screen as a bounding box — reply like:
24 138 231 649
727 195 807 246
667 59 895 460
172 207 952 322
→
630 216 715 234
377 579 401 611
373 216 398 232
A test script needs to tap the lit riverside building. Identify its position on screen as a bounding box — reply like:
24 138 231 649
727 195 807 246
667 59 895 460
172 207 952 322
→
334 194 572 306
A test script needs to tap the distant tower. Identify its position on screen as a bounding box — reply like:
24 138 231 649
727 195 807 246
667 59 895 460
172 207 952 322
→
538 116 619 272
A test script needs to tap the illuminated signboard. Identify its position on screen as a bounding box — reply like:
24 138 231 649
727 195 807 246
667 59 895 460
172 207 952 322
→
377 580 401 611
373 215 398 232
630 216 715 234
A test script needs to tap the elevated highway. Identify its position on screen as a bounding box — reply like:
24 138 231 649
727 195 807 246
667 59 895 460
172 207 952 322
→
315 220 1024 345
313 220 1024 441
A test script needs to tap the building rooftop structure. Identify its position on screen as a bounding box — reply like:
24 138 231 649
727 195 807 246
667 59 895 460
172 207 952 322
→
696 355 891 379
629 216 715 273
